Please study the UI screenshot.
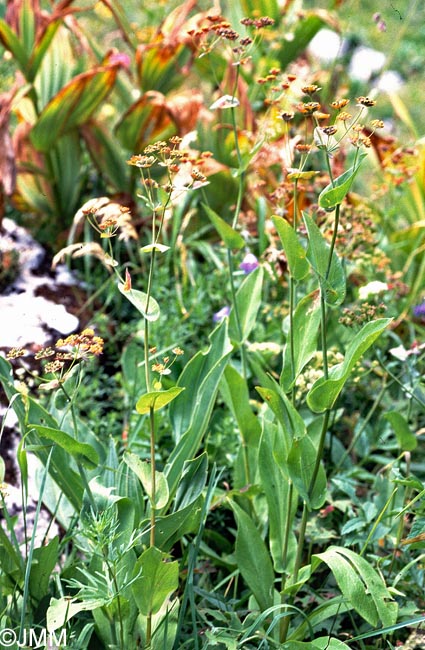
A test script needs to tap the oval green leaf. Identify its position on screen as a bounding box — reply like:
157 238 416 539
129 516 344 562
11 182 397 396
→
272 215 309 281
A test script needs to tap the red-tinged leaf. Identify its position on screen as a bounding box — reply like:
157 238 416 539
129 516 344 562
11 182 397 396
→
30 63 119 152
80 121 129 192
115 91 176 151
27 19 61 81
0 18 28 71
0 92 17 199
136 41 190 94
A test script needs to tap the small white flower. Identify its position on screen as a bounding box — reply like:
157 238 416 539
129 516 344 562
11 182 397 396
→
209 95 240 110
389 345 409 361
358 281 388 300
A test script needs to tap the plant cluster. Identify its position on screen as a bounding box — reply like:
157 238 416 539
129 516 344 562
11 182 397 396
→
1 1 425 650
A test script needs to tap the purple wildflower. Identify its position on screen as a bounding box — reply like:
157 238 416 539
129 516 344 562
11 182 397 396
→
109 52 131 68
213 306 231 323
239 253 259 274
413 302 425 318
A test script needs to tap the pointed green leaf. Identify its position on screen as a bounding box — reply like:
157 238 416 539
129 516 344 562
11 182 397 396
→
19 0 35 57
272 215 309 280
203 203 245 250
281 290 321 392
220 365 261 446
304 213 346 305
118 282 160 321
47 597 107 632
28 20 61 81
30 425 99 470
256 383 305 450
230 501 275 610
132 547 178 616
319 153 367 211
307 318 391 413
259 424 297 572
136 387 185 414
30 537 59 603
0 18 28 71
173 453 208 512
384 411 417 451
166 319 233 496
312 546 397 627
287 435 327 509
229 266 264 342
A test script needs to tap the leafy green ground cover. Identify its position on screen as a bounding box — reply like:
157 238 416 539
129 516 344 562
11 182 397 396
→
1 1 425 648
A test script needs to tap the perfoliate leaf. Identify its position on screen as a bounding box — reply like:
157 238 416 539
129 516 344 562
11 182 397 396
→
136 387 185 414
118 282 160 321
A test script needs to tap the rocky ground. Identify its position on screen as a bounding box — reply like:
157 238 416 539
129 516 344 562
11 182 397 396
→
0 218 84 544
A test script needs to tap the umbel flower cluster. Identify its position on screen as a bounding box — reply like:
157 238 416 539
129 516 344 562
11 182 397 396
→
6 329 104 391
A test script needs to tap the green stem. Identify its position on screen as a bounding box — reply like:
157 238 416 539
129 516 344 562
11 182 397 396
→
149 405 156 549
103 553 125 650
359 488 397 557
279 502 309 643
335 377 388 470
19 447 54 644
228 67 249 381
227 248 248 380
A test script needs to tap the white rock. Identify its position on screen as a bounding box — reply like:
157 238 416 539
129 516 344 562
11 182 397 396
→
308 29 343 62
349 46 386 81
0 294 79 347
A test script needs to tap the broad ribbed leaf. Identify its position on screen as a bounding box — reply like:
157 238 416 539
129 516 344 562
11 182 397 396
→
230 501 275 611
31 61 119 152
115 91 176 151
313 546 397 627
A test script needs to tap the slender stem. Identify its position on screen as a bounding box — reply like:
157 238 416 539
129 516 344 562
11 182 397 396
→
335 377 388 470
320 295 329 381
280 179 299 636
149 406 156 549
325 204 340 280
227 248 248 380
227 66 249 381
279 502 309 643
103 553 125 650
